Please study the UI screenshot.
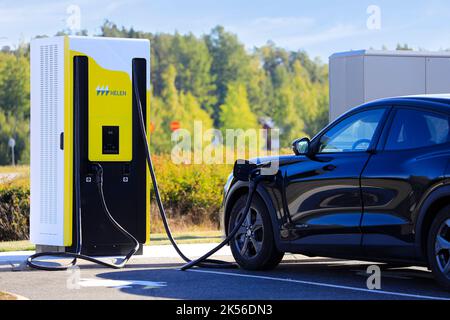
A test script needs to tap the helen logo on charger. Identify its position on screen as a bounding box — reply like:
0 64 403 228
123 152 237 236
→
96 85 127 97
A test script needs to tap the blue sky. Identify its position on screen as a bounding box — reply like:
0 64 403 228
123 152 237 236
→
2 0 450 61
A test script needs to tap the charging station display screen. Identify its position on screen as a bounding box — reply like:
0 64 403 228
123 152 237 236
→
102 126 119 154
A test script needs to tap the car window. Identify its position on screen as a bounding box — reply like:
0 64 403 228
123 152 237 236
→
319 109 385 153
385 109 450 151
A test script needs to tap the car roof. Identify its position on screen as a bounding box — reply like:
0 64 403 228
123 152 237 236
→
329 95 450 127
394 94 450 105
313 94 450 141
349 94 450 115
369 94 450 106
314 94 450 141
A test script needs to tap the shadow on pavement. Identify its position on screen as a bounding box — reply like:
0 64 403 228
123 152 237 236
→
95 260 450 300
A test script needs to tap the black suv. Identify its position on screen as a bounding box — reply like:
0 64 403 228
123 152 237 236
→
222 96 450 290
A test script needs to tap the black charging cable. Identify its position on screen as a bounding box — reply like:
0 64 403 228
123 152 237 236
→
26 164 140 271
132 70 263 270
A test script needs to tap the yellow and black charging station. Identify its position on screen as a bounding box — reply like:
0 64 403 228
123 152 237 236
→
30 36 150 257
28 36 261 271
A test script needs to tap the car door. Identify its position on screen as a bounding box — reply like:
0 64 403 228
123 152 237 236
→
361 106 450 260
285 107 388 254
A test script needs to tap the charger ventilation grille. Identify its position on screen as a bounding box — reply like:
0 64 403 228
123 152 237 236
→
39 44 59 225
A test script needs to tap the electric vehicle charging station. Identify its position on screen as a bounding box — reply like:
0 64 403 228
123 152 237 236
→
28 36 260 271
30 36 151 258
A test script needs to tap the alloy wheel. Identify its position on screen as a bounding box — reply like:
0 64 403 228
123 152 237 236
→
234 207 264 259
435 218 450 279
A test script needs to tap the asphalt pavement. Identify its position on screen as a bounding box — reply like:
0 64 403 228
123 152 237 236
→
1 244 450 300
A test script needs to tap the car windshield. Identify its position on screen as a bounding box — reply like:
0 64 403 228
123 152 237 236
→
319 109 385 153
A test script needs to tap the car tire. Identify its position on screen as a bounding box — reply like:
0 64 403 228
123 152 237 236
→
427 205 450 291
228 194 284 270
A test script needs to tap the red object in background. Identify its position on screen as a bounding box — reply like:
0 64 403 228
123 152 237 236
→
170 121 181 131
149 122 155 133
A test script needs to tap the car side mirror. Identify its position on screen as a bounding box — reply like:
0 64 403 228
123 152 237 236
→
292 137 311 156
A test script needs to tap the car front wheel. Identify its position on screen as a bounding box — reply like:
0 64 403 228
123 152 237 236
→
427 206 450 291
228 194 284 270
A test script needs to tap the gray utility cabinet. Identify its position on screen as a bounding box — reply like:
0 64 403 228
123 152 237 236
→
329 50 450 121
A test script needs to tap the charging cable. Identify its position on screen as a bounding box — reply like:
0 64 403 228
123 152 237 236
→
132 71 263 270
26 164 140 271
26 165 140 270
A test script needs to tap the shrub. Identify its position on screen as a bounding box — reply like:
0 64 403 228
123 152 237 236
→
0 186 30 241
149 155 232 231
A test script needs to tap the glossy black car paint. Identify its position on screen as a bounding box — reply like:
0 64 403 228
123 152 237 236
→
222 97 450 266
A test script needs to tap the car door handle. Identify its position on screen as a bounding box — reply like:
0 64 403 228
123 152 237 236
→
323 164 336 171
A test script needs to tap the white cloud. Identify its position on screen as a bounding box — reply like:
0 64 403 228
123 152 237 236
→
226 14 367 54
248 16 315 30
275 23 368 48
228 16 315 37
0 2 64 24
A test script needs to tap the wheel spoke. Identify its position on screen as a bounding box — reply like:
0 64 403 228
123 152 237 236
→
436 235 450 253
250 237 262 253
445 219 450 229
240 237 250 256
245 210 252 226
234 205 265 259
253 213 263 228
253 225 263 232
443 260 450 275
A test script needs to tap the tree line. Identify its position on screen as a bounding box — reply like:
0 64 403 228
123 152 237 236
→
0 21 330 164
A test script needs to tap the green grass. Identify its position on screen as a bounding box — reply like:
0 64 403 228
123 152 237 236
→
150 230 222 245
0 240 34 252
0 231 222 252
0 165 29 174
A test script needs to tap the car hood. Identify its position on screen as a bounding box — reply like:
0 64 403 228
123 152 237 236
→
250 154 302 166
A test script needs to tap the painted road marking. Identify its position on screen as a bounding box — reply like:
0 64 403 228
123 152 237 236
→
189 269 450 300
78 278 166 289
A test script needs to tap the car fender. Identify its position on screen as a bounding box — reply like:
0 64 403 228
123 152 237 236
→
224 180 287 252
414 182 450 257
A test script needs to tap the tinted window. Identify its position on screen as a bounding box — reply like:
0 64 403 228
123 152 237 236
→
385 109 450 151
319 109 385 153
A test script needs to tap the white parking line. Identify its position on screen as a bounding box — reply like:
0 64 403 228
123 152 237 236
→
188 269 450 300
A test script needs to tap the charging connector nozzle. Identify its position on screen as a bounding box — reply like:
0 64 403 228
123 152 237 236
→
93 164 104 185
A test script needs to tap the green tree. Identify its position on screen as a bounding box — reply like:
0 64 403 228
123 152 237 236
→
205 26 253 122
151 65 214 154
0 53 30 117
138 32 217 114
396 43 413 51
179 92 213 133
0 52 30 164
309 81 329 137
99 20 134 38
171 33 216 111
150 65 182 153
257 42 290 86
291 61 318 137
219 83 258 132
272 67 306 146
55 29 88 37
